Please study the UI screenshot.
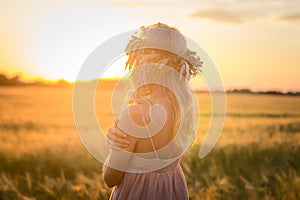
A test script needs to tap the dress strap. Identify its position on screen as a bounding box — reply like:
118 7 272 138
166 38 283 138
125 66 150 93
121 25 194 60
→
139 97 159 158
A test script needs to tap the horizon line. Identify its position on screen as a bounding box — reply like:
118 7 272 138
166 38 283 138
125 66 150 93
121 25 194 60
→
0 72 299 94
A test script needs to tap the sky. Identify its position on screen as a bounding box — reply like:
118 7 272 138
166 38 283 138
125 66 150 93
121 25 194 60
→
0 0 300 91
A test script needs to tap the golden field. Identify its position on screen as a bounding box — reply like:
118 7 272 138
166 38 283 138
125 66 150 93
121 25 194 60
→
0 86 300 199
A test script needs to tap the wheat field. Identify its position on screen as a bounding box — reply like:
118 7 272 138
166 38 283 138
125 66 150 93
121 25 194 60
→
0 86 300 199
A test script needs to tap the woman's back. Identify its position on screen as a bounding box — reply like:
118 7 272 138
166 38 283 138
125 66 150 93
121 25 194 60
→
123 96 178 155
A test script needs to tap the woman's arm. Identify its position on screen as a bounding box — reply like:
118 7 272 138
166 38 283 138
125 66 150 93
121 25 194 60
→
104 127 137 187
103 134 137 188
103 104 149 187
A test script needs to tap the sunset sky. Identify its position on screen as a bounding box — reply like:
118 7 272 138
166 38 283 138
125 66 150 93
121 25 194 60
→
0 0 300 91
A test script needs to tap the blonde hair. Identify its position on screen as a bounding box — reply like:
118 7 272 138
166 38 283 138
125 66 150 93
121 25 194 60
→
125 23 198 150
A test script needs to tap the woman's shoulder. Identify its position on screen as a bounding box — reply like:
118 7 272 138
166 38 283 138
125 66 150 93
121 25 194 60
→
116 104 149 137
117 103 168 139
124 104 149 126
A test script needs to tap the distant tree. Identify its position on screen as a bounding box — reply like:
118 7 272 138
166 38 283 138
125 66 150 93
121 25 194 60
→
0 73 25 86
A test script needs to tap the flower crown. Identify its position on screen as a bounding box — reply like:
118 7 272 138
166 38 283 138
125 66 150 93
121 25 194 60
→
124 25 203 79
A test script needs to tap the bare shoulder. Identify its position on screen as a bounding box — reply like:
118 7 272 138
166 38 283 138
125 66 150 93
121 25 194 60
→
115 104 147 145
130 104 151 125
119 104 150 127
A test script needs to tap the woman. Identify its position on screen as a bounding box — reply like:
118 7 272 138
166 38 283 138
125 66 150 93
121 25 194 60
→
104 23 202 200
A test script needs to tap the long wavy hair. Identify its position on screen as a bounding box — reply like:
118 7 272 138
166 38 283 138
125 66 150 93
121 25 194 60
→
124 23 198 151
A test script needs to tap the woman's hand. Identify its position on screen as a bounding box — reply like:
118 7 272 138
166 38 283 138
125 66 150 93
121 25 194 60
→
104 122 136 188
107 121 130 149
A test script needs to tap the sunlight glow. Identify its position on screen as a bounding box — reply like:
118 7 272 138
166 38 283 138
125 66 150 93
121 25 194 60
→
0 0 299 91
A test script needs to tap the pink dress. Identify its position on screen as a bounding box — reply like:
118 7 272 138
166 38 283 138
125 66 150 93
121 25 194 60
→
109 158 188 200
109 100 189 199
